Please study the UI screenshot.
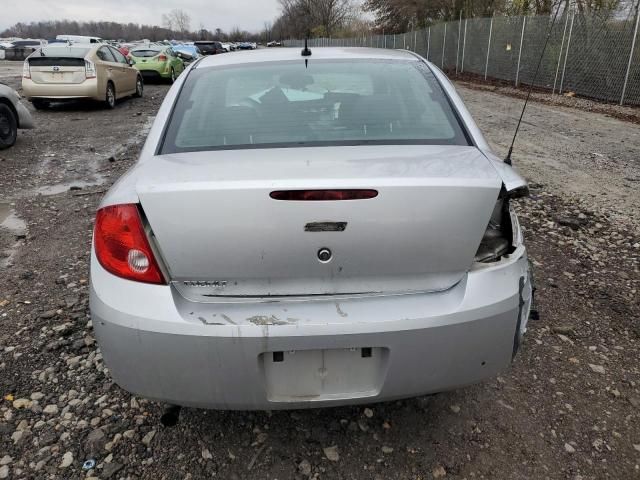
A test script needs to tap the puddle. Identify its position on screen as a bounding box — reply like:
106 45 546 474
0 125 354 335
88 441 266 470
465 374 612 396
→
34 116 154 197
0 203 9 224
0 203 26 233
36 179 104 196
0 202 27 268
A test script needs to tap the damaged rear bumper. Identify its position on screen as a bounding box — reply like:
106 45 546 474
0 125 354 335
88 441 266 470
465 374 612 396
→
90 246 532 410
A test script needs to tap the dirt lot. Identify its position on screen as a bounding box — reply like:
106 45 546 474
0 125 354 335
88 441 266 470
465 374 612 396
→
0 61 639 480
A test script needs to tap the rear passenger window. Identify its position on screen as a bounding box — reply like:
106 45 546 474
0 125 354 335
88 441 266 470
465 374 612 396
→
97 47 115 62
110 47 128 64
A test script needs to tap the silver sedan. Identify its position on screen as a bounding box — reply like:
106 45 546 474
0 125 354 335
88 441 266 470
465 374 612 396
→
90 47 534 410
0 83 34 149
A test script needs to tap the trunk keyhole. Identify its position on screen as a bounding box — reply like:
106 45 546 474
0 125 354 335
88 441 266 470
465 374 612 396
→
317 248 332 263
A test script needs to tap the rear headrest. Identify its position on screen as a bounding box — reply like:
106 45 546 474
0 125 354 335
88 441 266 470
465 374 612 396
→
212 106 256 131
340 94 404 126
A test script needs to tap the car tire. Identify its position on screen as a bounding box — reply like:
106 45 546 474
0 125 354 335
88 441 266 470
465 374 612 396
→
170 68 176 84
135 76 144 98
105 82 116 109
0 103 18 150
31 99 49 110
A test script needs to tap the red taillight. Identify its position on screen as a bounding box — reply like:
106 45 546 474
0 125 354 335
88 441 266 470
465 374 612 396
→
85 60 97 79
270 189 378 201
157 54 168 62
94 204 165 285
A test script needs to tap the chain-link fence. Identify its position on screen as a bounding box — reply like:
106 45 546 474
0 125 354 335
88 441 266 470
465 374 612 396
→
285 11 640 106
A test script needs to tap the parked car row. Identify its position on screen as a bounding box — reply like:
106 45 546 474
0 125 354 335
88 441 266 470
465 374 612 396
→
1 34 272 150
0 39 47 61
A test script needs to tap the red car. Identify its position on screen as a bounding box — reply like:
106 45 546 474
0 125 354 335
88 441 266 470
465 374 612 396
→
118 46 130 57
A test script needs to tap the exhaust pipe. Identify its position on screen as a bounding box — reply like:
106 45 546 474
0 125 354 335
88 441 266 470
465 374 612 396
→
160 404 181 427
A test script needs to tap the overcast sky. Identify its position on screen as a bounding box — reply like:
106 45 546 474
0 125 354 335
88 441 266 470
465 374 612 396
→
0 0 282 33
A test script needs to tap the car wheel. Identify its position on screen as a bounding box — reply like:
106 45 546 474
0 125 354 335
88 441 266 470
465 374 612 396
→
170 68 176 84
135 76 144 98
0 103 18 150
31 99 49 110
105 82 116 109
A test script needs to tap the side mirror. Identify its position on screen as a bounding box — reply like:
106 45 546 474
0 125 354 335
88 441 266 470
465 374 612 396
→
128 58 135 66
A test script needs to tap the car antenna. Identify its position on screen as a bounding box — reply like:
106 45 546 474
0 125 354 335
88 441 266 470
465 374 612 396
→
301 36 312 57
301 35 312 68
505 6 563 166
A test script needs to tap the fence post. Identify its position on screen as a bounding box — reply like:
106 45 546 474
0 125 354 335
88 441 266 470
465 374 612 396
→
393 34 396 49
461 18 468 72
559 11 575 94
456 11 462 74
515 16 527 86
442 22 447 68
427 26 431 60
621 6 640 105
414 28 418 51
485 16 494 80
553 11 571 94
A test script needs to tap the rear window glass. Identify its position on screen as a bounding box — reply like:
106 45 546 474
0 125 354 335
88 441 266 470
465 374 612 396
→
36 46 91 58
160 59 469 154
13 41 41 47
28 57 86 67
131 49 162 58
194 43 217 50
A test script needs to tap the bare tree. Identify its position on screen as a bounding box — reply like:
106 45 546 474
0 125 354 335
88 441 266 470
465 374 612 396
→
263 21 273 41
314 0 355 36
277 0 355 37
162 9 191 36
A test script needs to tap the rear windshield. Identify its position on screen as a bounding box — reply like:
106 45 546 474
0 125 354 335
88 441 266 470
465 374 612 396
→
28 57 86 67
13 41 41 47
195 43 217 50
131 49 162 58
160 59 470 154
35 46 91 59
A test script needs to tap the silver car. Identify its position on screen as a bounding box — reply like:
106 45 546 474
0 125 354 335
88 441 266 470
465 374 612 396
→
90 48 534 410
0 83 34 149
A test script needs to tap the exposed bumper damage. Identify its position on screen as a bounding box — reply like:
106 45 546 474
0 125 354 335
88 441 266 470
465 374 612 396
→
91 239 532 410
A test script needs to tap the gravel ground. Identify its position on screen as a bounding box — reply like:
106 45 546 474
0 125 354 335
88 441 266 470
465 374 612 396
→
0 64 639 479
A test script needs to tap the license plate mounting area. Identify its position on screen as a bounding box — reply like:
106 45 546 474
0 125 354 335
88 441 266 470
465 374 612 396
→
261 347 388 402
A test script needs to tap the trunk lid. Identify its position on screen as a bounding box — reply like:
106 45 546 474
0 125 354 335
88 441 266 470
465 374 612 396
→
136 145 502 298
28 57 86 84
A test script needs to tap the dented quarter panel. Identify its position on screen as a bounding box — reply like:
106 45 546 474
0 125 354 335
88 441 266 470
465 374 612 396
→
480 150 529 193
